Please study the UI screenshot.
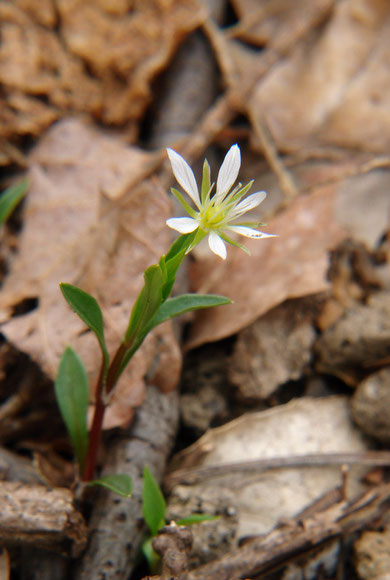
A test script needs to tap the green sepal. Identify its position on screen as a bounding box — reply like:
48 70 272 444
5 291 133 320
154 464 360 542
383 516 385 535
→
232 221 265 227
219 232 251 255
124 265 163 345
227 179 253 206
201 159 211 204
0 179 29 226
143 466 166 536
171 187 198 218
60 284 109 372
90 474 133 497
177 514 219 525
54 347 89 471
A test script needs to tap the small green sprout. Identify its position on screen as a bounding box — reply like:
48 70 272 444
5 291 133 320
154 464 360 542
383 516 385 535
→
0 179 28 227
142 467 217 571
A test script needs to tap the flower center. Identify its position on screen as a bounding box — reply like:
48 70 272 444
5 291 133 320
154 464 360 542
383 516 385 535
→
200 204 227 230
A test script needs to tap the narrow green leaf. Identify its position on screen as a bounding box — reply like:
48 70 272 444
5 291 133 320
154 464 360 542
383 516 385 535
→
91 474 133 497
184 227 207 255
159 255 168 290
143 466 166 537
148 294 232 331
142 537 160 572
60 284 109 370
161 253 184 301
177 514 219 525
124 265 163 345
117 295 231 384
164 231 198 263
161 231 198 300
54 347 89 470
0 179 28 226
117 294 231 377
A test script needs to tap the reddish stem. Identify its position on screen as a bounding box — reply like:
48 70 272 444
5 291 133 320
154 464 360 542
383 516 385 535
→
81 342 129 481
105 342 128 395
82 395 105 481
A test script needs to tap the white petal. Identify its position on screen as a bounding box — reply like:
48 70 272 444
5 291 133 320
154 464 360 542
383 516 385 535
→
208 231 227 259
166 217 199 233
216 144 241 199
231 191 267 217
167 148 201 208
226 225 276 238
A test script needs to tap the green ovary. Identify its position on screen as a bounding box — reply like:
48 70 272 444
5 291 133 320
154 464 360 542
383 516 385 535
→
200 204 227 230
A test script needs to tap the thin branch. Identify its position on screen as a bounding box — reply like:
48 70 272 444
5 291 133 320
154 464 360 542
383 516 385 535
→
165 451 390 490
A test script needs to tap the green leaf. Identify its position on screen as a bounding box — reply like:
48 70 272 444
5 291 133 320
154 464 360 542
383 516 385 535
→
142 537 160 572
148 293 232 331
124 265 163 345
60 284 109 370
0 179 28 226
161 231 198 300
54 347 89 470
142 466 166 537
117 294 231 378
90 474 133 497
184 227 207 255
164 231 198 263
177 514 219 525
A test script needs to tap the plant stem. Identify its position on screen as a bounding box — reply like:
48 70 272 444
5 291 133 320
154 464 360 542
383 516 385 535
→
82 394 105 482
105 342 129 395
82 342 129 481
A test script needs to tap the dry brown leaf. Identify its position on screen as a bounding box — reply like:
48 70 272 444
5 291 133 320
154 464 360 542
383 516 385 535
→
0 0 205 149
0 118 180 429
187 184 346 349
229 0 333 49
246 0 390 153
187 148 390 350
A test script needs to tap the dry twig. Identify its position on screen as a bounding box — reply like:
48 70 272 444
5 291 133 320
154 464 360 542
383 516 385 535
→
187 483 390 580
0 481 87 557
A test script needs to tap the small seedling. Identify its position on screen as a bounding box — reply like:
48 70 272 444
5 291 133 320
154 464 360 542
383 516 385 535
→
142 466 217 570
0 179 29 227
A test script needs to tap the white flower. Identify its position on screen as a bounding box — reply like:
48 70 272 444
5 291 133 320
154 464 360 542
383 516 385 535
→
166 144 275 259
